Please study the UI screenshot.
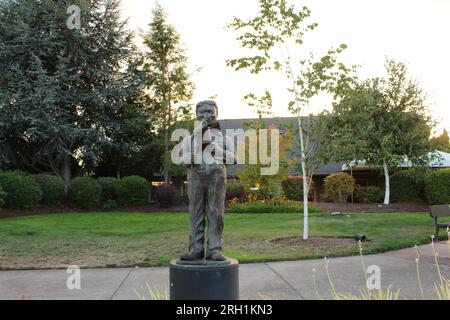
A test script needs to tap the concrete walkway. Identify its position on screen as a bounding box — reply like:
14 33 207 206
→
0 242 448 300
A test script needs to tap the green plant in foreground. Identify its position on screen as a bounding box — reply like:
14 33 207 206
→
135 283 169 300
315 242 402 300
313 233 450 300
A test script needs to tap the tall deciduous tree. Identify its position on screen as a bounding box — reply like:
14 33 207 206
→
327 59 434 204
227 0 355 239
0 0 145 193
142 3 194 185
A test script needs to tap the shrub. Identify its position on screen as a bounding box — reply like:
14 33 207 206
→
0 185 6 208
425 168 450 205
281 177 314 201
68 177 102 209
0 171 43 210
353 186 383 203
390 169 429 202
116 176 149 206
323 173 355 203
155 184 176 207
97 177 119 203
174 196 189 206
34 174 65 206
226 182 245 202
227 198 321 214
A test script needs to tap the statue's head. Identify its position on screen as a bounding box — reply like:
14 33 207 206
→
196 100 218 127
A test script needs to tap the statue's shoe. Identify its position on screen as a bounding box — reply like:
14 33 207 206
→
206 250 227 261
180 250 204 261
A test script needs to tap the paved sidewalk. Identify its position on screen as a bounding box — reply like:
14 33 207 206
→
0 242 448 300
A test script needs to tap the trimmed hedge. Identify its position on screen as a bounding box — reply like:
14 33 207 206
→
97 177 119 207
116 176 149 206
0 185 6 208
390 169 429 202
354 186 383 203
425 168 450 205
281 177 314 201
323 173 355 203
34 174 65 206
0 171 43 210
155 184 176 207
227 199 321 214
68 177 102 209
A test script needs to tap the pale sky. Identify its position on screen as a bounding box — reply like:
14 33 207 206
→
120 0 450 134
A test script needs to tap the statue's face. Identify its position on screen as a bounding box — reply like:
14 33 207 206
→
196 104 218 127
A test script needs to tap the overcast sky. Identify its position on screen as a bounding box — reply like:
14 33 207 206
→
120 0 450 134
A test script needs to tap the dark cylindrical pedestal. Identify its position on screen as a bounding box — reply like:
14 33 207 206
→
170 259 239 300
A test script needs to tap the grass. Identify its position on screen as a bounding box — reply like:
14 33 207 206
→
0 211 448 270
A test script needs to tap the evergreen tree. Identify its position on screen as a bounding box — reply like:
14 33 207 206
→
142 2 195 185
0 0 148 192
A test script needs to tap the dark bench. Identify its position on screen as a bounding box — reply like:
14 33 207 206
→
430 205 450 240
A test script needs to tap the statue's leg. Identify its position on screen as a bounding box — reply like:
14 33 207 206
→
188 169 207 255
206 165 227 255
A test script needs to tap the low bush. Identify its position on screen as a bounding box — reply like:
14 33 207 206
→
0 185 6 208
281 176 314 201
116 176 149 206
174 196 189 206
0 171 43 210
68 177 102 209
323 173 355 203
425 168 450 205
34 174 65 206
390 169 429 202
226 182 245 202
97 177 119 204
155 184 176 207
227 198 321 214
354 186 383 203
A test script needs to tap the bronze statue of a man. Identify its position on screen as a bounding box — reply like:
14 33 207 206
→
180 100 235 261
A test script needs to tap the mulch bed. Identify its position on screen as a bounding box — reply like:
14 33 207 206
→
0 201 429 220
271 236 364 249
316 201 429 213
0 203 189 219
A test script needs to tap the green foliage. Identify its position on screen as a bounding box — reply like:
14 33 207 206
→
34 174 65 206
0 171 43 210
354 186 383 203
0 0 147 186
323 173 355 203
228 199 320 214
425 168 450 205
430 129 450 153
390 169 429 202
116 176 149 206
97 177 120 204
326 59 434 205
0 185 7 208
281 177 314 201
143 3 195 184
68 177 102 209
226 182 245 202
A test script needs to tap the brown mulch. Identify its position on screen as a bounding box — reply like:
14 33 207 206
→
0 201 429 220
271 236 363 248
316 201 429 213
0 203 189 220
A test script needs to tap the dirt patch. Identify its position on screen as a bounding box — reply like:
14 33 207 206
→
271 236 365 249
316 201 428 213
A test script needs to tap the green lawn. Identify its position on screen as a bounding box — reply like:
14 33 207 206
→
0 211 447 270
